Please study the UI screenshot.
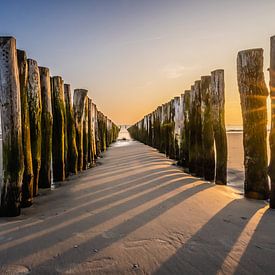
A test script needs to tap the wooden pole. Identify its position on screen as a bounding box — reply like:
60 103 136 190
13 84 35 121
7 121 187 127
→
270 36 275 208
91 103 97 159
17 49 34 207
39 67 53 188
51 76 66 181
88 98 94 166
64 84 78 174
182 90 190 168
237 49 269 199
189 85 196 174
83 97 89 170
27 59 42 196
194 80 203 177
210 70 228 185
0 37 24 216
201 76 215 181
73 89 87 171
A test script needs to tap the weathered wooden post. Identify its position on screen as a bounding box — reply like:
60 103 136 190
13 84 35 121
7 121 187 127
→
189 82 203 177
83 97 89 170
91 102 97 159
194 80 203 177
51 76 66 181
27 59 42 196
201 76 215 181
17 49 33 207
64 84 78 174
210 70 228 185
39 67 53 188
73 89 87 171
269 36 275 208
0 37 24 216
189 86 196 174
88 98 95 165
237 50 269 199
182 90 191 168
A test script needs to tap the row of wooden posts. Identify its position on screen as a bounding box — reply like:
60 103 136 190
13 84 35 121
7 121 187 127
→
0 37 119 217
129 35 275 209
128 70 228 185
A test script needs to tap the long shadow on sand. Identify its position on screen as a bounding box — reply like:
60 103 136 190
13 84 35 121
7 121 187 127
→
154 199 267 274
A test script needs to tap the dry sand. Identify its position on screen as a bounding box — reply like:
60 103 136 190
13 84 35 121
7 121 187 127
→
0 130 275 274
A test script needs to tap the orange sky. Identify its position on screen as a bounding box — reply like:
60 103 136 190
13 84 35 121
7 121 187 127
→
2 0 275 126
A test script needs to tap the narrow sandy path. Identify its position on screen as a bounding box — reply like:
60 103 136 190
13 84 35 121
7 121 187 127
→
0 138 274 274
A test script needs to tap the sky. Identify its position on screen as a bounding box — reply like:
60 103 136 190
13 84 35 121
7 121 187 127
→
1 0 275 125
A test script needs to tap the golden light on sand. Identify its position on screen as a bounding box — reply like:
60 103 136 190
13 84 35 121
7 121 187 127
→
218 205 269 274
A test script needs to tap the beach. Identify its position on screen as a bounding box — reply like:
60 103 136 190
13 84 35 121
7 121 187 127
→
0 129 274 274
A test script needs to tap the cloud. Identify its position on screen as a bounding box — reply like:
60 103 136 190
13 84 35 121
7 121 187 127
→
162 64 198 79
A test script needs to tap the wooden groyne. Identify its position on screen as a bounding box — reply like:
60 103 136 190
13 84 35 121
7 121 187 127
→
0 37 119 216
129 72 227 187
129 34 275 209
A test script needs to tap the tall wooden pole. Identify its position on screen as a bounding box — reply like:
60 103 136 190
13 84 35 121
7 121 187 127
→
73 89 87 171
17 49 34 207
27 59 42 196
51 76 66 181
269 36 275 208
201 76 215 181
0 37 24 216
39 67 53 188
210 70 228 185
88 98 95 166
64 84 78 174
189 85 196 175
237 49 269 199
182 90 190 168
83 97 89 170
194 80 203 177
91 103 97 159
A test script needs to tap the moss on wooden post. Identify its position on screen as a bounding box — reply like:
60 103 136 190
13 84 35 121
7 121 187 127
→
17 49 34 207
210 70 228 185
91 103 97 160
64 84 78 174
269 36 275 208
83 97 89 170
237 50 269 199
51 76 66 181
201 76 215 181
39 67 53 188
73 89 88 171
27 59 42 196
88 98 95 165
0 37 24 216
189 82 203 177
182 90 190 168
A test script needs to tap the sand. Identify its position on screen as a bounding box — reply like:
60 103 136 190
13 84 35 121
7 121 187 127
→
0 129 275 274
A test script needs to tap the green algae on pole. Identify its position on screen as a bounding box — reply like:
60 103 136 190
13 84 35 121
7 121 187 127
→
83 97 89 170
51 76 66 181
270 36 275 208
27 59 42 196
64 84 78 174
201 76 215 181
237 49 270 200
39 67 53 188
17 49 34 207
88 98 95 165
73 89 88 171
182 90 191 168
237 49 269 199
0 37 24 216
210 70 228 185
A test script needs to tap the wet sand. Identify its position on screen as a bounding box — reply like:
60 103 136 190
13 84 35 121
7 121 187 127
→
0 130 274 274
